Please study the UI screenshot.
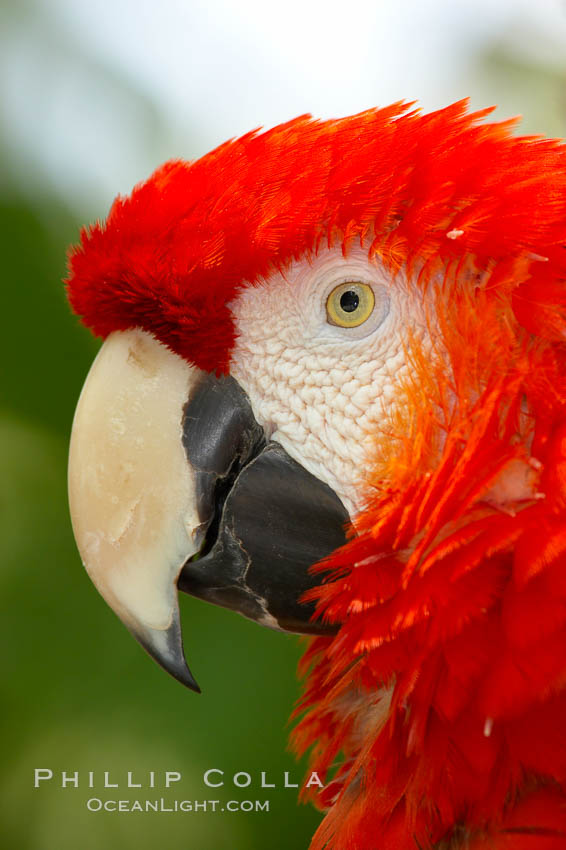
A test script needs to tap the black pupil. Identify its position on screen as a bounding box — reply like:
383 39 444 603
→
339 290 359 313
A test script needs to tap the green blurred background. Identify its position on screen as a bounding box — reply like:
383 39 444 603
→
1 1 565 848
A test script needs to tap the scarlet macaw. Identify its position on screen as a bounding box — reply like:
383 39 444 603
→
66 102 566 849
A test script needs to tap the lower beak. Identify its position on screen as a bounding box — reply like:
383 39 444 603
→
68 329 349 691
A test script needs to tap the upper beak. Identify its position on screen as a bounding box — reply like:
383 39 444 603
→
68 328 349 691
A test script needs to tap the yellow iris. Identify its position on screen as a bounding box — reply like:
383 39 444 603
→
326 282 375 328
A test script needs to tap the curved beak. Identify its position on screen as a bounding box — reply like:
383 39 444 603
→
68 329 204 690
69 329 349 692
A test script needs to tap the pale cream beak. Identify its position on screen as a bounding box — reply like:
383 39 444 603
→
68 328 204 690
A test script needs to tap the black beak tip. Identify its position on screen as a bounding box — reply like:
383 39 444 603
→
169 663 202 694
133 624 202 694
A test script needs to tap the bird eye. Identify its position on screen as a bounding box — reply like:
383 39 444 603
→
326 282 375 328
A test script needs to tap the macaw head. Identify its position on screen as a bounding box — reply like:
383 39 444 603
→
67 100 566 846
67 101 566 690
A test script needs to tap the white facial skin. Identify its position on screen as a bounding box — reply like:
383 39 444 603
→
228 246 433 515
